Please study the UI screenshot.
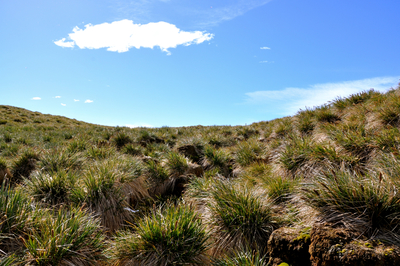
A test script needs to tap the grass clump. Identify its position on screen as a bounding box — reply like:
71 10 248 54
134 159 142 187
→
333 89 379 111
112 132 132 149
378 92 400 126
11 149 39 183
23 207 106 265
279 135 314 176
314 106 340 123
137 129 164 146
265 176 297 203
297 108 316 134
39 149 82 173
71 162 133 231
208 181 277 255
324 123 374 159
86 146 115 160
374 127 400 152
274 119 293 137
145 159 169 183
202 146 233 177
122 143 144 157
303 170 400 243
164 151 189 177
23 170 77 206
66 139 87 153
235 139 266 167
109 203 210 266
212 249 268 266
0 181 33 254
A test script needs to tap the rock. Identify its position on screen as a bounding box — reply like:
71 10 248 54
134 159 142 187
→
178 144 203 164
267 227 312 266
185 163 204 177
0 168 12 184
309 225 400 266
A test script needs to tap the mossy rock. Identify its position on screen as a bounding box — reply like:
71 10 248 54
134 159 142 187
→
309 225 400 266
267 227 311 266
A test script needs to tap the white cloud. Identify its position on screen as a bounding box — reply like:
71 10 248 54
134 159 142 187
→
85 99 93 103
74 99 80 102
54 38 75 48
55 96 61 98
32 97 41 100
61 103 66 106
55 20 214 54
259 61 271 63
260 47 270 50
245 76 400 116
126 124 153 128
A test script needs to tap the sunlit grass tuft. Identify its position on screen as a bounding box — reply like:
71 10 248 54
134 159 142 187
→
109 203 210 266
208 181 277 255
23 207 106 265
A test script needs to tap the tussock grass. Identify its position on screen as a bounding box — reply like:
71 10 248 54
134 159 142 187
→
109 203 210 266
71 162 134 232
324 122 375 163
333 89 380 111
212 249 268 266
66 139 87 153
112 132 132 149
378 91 400 126
39 149 82 173
11 149 39 183
202 145 233 177
23 207 106 265
274 118 293 137
137 129 164 146
86 146 116 160
297 108 316 135
235 139 266 167
303 170 400 243
164 151 190 177
122 143 143 157
0 181 33 254
208 181 278 255
314 105 341 123
23 170 77 206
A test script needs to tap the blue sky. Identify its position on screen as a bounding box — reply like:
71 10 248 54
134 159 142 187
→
1 0 400 127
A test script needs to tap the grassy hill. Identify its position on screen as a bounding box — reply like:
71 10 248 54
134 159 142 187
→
1 85 400 265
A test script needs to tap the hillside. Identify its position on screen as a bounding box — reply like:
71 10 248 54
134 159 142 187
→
1 85 400 265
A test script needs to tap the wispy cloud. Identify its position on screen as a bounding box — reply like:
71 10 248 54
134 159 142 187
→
194 0 273 28
74 99 80 102
260 47 270 50
61 103 66 106
55 20 213 55
245 76 400 116
32 97 41 100
259 60 273 63
55 96 61 98
113 0 272 28
85 99 93 103
126 123 153 128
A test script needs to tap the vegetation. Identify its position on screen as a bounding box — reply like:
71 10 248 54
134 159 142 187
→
109 203 210 265
1 84 400 264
